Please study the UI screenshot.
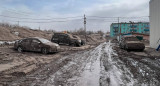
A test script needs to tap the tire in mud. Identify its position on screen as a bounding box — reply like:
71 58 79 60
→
41 48 48 54
17 46 23 53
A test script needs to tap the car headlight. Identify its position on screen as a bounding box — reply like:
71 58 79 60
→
78 40 81 43
55 44 59 47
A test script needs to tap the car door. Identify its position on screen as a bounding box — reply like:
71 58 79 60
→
59 35 65 44
30 39 41 52
21 39 31 51
64 35 70 44
52 34 58 43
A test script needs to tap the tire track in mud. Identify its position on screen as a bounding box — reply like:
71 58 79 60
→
100 42 136 86
41 48 100 86
41 42 138 86
115 46 160 86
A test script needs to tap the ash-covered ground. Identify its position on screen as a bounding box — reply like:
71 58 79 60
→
1 41 160 86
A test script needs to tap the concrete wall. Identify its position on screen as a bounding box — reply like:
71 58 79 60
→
150 0 160 48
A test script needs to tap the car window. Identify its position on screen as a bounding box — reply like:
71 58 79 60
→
22 39 30 43
38 38 50 43
64 35 69 38
32 39 40 43
72 35 77 38
59 35 65 39
53 34 58 38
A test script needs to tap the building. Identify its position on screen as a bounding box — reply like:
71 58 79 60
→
110 22 150 37
150 0 160 48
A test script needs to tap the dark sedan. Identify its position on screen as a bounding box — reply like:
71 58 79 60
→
14 37 60 54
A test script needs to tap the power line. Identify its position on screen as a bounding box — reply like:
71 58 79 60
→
0 14 83 20
3 18 83 23
0 6 32 14
0 14 149 24
0 7 34 16
87 16 149 19
0 13 149 21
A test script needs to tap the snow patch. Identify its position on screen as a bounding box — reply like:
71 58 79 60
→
0 41 15 45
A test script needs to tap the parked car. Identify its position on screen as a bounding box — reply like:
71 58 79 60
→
14 37 60 54
51 33 82 47
119 36 145 51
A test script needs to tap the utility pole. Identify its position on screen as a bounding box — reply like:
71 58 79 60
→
84 14 87 42
39 26 40 30
118 17 121 41
118 17 120 34
17 21 19 26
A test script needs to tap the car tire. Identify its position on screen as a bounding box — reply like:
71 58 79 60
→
57 41 60 44
140 49 144 52
127 49 130 52
76 43 81 47
41 48 48 54
81 40 85 45
119 44 122 49
69 41 72 46
125 45 129 50
124 45 126 50
18 46 23 53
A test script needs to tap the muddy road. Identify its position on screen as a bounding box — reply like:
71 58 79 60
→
2 42 160 86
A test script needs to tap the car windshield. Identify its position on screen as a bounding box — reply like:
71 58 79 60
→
68 34 74 38
72 35 78 38
38 38 50 43
125 37 139 41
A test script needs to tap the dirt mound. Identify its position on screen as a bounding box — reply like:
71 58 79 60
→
78 34 105 44
0 25 52 41
0 26 20 41
0 23 105 44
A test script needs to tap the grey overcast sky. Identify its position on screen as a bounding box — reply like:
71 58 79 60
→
0 0 150 32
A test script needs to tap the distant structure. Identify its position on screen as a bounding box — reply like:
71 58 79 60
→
150 0 160 48
110 22 150 37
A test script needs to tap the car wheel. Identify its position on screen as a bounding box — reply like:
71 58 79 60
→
127 49 130 52
120 46 123 49
75 43 81 47
125 45 130 52
81 40 85 45
18 46 23 53
119 44 122 49
42 48 48 54
57 41 59 44
140 49 144 52
124 45 126 50
69 41 72 46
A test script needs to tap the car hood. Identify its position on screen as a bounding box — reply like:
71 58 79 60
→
44 42 59 47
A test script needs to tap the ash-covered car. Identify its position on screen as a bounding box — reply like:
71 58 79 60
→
14 37 60 54
119 36 145 51
51 33 82 47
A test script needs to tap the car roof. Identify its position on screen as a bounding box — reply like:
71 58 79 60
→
54 32 69 35
21 37 45 40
